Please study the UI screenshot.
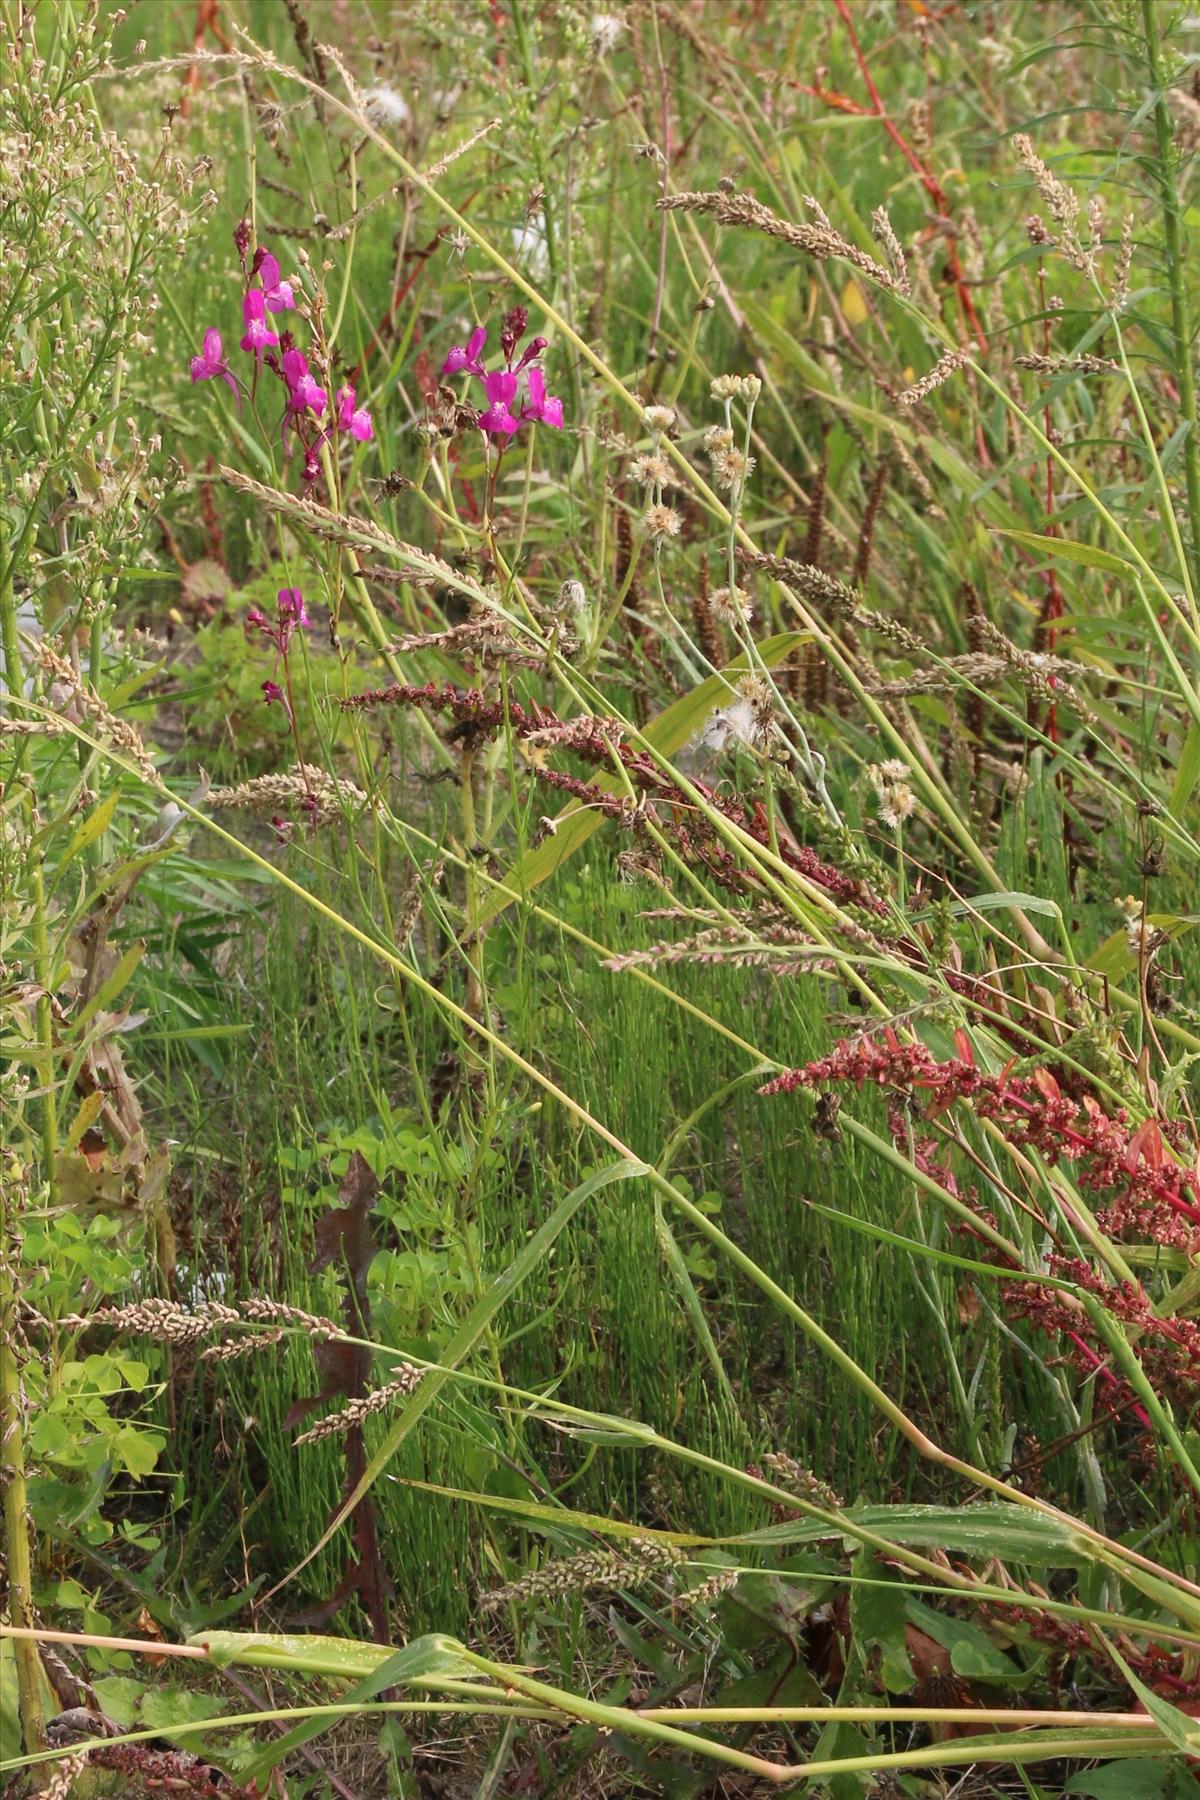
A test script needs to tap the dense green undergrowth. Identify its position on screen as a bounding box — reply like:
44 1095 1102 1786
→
2 1 1199 1795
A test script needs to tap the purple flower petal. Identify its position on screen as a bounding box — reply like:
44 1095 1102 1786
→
335 384 374 442
483 369 519 409
443 324 488 377
521 367 565 428
478 403 521 437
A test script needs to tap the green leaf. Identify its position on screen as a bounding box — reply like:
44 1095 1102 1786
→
1065 1763 1176 1799
270 1159 651 1595
141 1687 228 1732
906 1597 1027 1684
475 633 809 926
242 1635 472 1773
993 528 1132 575
945 890 1062 920
0 1642 22 1768
739 1502 1085 1567
60 791 120 864
110 1426 164 1478
1169 720 1200 818
1105 1639 1200 1757
189 1629 461 1682
852 1554 914 1692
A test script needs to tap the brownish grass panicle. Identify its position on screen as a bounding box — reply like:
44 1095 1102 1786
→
292 1367 425 1446
480 1538 683 1612
658 189 908 292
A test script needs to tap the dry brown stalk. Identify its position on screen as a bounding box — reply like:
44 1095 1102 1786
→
657 190 906 292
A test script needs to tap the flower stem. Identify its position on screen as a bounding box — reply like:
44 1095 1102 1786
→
0 1174 48 1779
1141 0 1200 601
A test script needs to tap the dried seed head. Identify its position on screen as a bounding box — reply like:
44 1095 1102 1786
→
293 1366 425 1445
896 348 967 408
640 502 683 542
481 1537 682 1611
1012 134 1093 273
643 403 676 433
628 451 675 488
685 1565 742 1609
702 424 735 456
708 584 752 624
762 1451 844 1510
556 578 588 613
870 205 910 294
709 446 755 490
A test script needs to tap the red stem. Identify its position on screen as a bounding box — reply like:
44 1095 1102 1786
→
829 0 988 350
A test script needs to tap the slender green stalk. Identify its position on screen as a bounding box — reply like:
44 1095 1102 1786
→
0 1179 47 1781
1141 0 1200 603
0 566 56 1190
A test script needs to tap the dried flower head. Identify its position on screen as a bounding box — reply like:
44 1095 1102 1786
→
702 424 735 456
709 446 755 490
556 579 588 613
708 584 752 624
868 760 917 828
643 403 676 433
628 451 674 488
590 12 626 52
640 502 683 542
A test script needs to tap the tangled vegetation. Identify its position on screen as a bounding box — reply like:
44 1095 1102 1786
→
2 1 1199 1795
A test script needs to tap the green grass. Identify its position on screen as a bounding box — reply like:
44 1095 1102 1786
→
3 0 1200 1794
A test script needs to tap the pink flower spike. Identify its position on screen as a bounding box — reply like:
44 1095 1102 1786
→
443 325 488 378
523 367 564 429
478 368 521 436
282 347 327 418
240 288 279 357
514 335 548 374
189 328 241 405
257 252 296 313
277 588 311 645
262 678 291 720
335 384 374 443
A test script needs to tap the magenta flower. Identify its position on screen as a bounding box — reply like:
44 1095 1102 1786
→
262 678 290 718
522 367 563 429
241 288 279 358
478 369 521 436
514 334 548 374
276 587 310 648
254 251 296 313
247 589 312 657
335 383 374 442
190 328 240 405
442 325 488 378
442 311 564 435
282 348 327 418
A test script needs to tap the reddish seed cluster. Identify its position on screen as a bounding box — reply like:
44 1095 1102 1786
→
760 1027 1200 1419
344 681 881 913
1008 1256 1200 1415
759 1029 1200 1239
